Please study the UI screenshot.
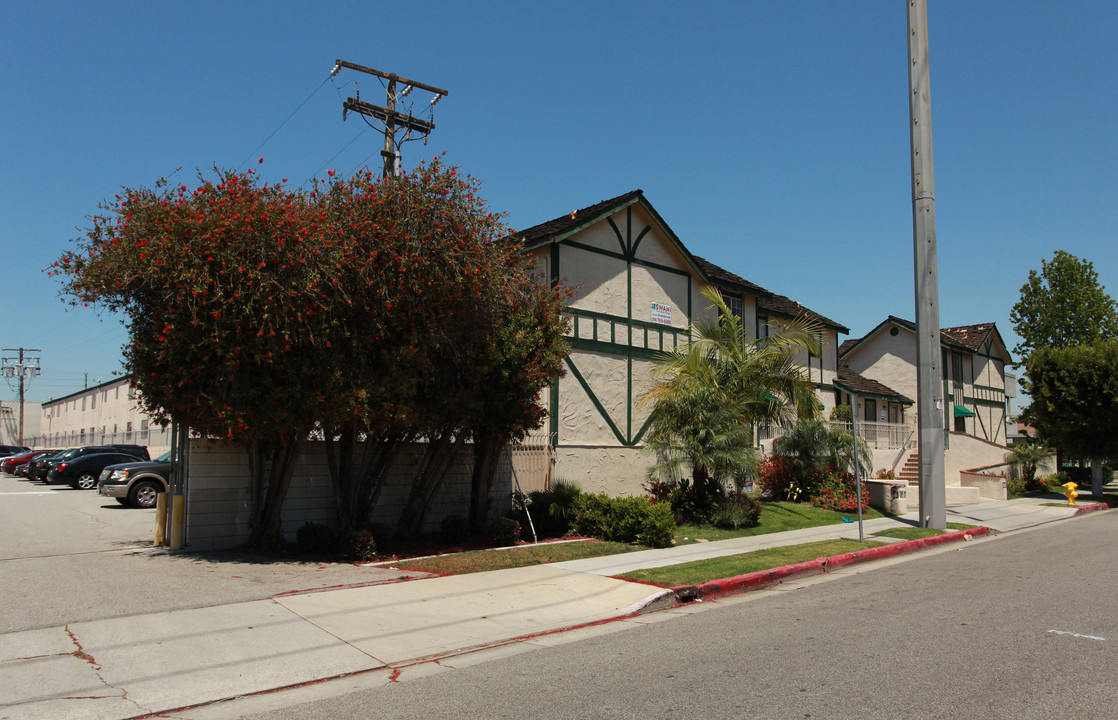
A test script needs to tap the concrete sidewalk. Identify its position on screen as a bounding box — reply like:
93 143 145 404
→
0 496 1106 720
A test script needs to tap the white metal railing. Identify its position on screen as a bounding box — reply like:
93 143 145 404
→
831 420 917 450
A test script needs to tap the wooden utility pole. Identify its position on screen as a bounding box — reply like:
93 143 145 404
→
907 0 946 529
2 348 41 446
334 60 448 178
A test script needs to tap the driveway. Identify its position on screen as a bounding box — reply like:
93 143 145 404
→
0 474 413 633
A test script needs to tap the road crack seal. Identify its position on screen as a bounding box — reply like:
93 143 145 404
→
65 624 153 714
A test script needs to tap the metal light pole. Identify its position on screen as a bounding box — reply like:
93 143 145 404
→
2 348 41 446
907 0 946 529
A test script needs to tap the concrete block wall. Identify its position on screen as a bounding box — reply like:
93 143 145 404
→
184 438 512 551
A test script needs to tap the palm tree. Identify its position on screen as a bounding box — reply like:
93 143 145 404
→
1004 442 1051 491
641 286 822 490
772 419 873 479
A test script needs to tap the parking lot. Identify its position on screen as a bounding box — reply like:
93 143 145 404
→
0 472 412 634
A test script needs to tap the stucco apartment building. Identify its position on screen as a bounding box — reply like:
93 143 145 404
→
839 316 1016 491
511 189 893 495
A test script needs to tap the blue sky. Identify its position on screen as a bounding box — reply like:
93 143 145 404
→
2 1 1115 405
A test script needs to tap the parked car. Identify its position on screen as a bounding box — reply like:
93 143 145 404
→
31 445 150 482
28 449 74 482
2 449 56 474
98 451 171 508
48 452 145 489
0 444 30 458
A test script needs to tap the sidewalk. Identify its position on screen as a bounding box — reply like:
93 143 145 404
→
0 496 1107 720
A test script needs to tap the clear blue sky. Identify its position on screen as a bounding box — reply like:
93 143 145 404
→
2 1 1115 404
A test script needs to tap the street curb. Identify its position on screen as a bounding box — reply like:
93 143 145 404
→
671 526 993 603
1072 502 1110 515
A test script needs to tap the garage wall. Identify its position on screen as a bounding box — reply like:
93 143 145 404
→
184 439 513 551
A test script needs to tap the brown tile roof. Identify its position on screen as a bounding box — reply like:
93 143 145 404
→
691 255 770 296
509 190 644 248
836 365 912 404
757 293 850 334
941 322 996 352
838 338 859 357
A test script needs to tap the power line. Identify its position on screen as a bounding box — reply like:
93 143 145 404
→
237 73 334 171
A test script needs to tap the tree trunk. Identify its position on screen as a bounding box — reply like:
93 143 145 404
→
469 435 507 534
245 438 302 552
1091 458 1104 498
398 430 466 539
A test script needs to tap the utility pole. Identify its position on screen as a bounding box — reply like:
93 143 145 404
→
907 0 946 529
333 60 448 179
2 348 42 447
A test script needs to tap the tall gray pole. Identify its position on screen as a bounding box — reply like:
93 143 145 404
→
907 0 946 529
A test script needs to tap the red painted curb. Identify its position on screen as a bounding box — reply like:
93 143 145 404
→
1072 502 1110 515
675 526 992 602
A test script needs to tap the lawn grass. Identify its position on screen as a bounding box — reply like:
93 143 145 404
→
676 502 886 543
389 502 902 577
870 522 974 541
617 538 885 587
391 539 638 575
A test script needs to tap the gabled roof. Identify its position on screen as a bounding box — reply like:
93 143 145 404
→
509 189 722 288
835 365 913 404
510 190 645 249
941 322 1001 353
839 315 1010 360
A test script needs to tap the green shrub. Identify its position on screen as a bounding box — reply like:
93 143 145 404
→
666 476 724 524
440 514 470 543
342 529 378 561
526 480 582 537
711 492 763 529
295 522 337 553
489 517 521 546
571 493 675 548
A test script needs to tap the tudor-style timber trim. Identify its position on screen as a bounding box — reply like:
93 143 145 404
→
549 205 692 448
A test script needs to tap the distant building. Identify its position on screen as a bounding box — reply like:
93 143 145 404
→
1 400 41 447
32 377 171 454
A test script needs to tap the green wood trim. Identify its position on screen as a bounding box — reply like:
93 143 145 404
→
550 244 560 289
548 376 559 446
632 408 655 445
631 225 652 255
606 216 627 256
564 356 630 446
564 238 627 262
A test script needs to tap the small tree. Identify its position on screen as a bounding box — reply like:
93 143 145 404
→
1023 341 1118 497
772 419 872 497
1004 442 1051 493
1010 250 1118 360
642 286 821 491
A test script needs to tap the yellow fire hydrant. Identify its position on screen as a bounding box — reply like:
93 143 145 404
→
1062 481 1078 506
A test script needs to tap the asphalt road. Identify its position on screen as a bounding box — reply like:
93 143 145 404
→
0 473 413 633
237 511 1118 720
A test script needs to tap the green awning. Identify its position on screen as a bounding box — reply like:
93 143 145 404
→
954 404 976 418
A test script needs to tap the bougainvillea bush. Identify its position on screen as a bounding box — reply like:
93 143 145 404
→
52 159 569 549
810 471 871 513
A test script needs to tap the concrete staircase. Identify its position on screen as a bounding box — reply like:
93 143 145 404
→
896 449 982 507
898 452 920 486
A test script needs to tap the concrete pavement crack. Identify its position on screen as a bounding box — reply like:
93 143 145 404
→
64 624 153 715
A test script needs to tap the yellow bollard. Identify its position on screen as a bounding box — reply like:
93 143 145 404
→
170 494 185 549
1062 481 1078 506
154 492 168 546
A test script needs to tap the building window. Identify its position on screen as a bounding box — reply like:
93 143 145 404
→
757 315 769 339
863 399 877 423
720 291 743 320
